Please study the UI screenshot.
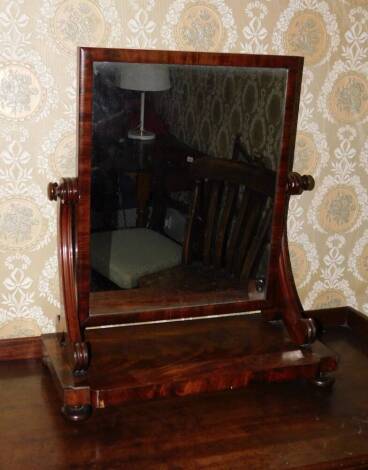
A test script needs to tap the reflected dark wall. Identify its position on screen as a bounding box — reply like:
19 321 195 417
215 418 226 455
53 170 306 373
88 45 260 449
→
91 64 286 234
92 64 287 169
154 66 287 169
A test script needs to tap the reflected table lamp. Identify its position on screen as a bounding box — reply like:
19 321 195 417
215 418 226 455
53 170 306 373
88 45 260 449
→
118 63 170 141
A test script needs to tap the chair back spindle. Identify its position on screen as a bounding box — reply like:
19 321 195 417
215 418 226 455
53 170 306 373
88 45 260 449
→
184 158 275 284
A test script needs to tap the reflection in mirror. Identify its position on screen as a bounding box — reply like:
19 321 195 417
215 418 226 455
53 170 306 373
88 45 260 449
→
90 62 286 308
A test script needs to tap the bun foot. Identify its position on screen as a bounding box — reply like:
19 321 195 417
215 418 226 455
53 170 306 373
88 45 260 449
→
310 373 335 389
62 404 92 422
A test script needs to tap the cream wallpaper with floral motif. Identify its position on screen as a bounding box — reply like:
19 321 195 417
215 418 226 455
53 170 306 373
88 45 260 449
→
0 0 367 338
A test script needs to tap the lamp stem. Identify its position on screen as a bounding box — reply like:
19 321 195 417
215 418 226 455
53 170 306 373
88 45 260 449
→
140 91 145 135
127 90 154 140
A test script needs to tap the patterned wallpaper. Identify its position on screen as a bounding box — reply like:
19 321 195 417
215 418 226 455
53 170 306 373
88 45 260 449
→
154 66 286 167
0 0 366 338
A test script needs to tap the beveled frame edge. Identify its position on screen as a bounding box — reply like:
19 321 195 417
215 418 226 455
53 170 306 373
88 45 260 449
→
76 46 304 327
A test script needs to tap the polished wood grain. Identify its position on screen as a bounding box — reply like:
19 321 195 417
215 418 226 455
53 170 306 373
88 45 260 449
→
42 313 337 414
0 336 42 361
89 287 265 326
1 322 367 469
48 47 320 399
48 177 90 373
0 306 353 362
346 307 368 340
75 47 308 327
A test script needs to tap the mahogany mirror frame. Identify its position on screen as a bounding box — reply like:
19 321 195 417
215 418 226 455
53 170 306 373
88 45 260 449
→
49 47 318 375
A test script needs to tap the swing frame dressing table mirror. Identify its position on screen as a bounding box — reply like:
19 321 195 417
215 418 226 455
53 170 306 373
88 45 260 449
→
43 47 337 421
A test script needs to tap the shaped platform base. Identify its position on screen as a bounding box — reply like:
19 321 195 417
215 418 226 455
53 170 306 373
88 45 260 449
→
42 314 338 420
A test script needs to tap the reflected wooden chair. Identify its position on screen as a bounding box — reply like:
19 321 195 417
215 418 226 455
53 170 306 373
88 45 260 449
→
138 157 276 293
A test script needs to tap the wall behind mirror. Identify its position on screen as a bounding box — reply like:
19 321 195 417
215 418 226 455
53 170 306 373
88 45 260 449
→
89 62 286 310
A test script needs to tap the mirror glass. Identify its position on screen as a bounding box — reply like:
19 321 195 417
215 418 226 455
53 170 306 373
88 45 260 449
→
89 61 287 311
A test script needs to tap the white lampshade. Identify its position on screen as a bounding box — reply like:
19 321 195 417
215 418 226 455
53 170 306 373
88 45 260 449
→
118 63 170 92
116 63 170 141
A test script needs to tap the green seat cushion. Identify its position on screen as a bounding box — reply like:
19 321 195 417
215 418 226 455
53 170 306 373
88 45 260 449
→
91 228 182 289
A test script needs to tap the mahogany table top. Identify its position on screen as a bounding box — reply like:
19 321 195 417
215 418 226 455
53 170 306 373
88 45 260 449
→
1 325 367 469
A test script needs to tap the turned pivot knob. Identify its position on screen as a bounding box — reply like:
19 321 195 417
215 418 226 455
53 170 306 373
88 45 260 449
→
287 172 315 195
48 182 59 201
47 178 79 203
300 174 315 191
